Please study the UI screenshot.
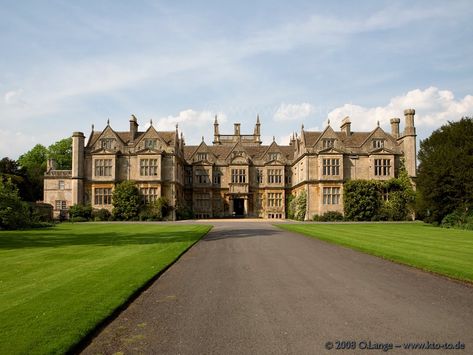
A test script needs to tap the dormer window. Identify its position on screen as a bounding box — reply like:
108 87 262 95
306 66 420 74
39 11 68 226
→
145 139 157 149
269 153 279 161
322 139 335 148
372 139 384 149
197 153 207 161
101 138 114 149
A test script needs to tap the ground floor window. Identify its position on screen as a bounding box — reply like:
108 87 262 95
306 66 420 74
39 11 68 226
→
140 187 158 203
268 213 283 219
267 192 282 207
55 200 67 210
195 193 211 209
323 187 340 205
94 188 112 205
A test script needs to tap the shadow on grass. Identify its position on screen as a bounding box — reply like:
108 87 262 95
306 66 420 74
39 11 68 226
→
0 229 201 250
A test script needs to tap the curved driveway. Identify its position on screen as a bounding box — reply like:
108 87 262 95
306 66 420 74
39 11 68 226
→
81 221 473 354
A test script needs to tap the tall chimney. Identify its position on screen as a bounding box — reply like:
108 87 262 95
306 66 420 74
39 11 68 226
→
390 118 400 139
213 115 220 144
403 109 416 136
129 114 139 142
340 116 351 135
234 123 241 136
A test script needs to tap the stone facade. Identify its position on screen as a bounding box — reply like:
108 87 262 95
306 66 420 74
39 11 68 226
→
44 109 417 220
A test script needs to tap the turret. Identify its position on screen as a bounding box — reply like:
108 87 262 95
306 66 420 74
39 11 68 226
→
234 123 241 136
71 131 85 205
213 115 220 144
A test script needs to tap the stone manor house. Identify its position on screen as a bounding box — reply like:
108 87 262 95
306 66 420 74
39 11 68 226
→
44 109 417 220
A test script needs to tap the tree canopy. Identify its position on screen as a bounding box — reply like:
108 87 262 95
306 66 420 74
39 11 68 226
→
417 117 473 222
112 181 142 220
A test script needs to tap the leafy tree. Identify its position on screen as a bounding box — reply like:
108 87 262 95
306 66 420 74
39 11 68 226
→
17 144 48 201
0 178 31 229
0 157 34 200
112 181 142 220
344 180 381 221
48 138 72 170
417 117 473 223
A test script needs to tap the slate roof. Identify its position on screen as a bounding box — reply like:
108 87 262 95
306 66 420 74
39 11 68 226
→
87 130 176 147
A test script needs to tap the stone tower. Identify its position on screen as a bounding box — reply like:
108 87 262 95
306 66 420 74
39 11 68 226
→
402 109 417 178
71 131 85 205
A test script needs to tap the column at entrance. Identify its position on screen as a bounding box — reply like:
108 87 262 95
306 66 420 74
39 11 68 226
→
244 197 248 216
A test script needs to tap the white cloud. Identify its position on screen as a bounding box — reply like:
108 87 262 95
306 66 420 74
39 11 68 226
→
327 87 473 131
274 102 315 121
154 109 228 131
4 89 25 106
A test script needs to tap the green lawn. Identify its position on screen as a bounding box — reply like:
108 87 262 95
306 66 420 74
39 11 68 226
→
278 223 473 283
0 223 211 355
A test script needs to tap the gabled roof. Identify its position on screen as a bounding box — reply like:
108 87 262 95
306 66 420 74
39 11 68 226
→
87 127 177 148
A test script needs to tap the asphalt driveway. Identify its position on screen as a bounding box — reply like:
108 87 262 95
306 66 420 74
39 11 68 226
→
80 221 473 354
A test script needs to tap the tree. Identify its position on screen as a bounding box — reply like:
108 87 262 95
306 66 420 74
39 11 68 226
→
417 117 473 223
112 181 142 220
0 157 35 201
344 180 381 221
17 144 48 201
0 178 31 229
48 138 72 170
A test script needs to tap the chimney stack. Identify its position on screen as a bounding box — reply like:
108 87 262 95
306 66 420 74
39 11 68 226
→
390 118 400 139
403 109 416 136
340 116 351 135
234 123 241 136
129 114 139 142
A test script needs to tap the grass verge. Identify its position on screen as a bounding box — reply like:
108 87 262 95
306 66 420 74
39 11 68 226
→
0 223 211 355
278 223 473 283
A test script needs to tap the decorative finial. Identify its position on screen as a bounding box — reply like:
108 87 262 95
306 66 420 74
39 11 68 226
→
301 124 304 130
176 123 178 130
328 119 331 125
91 124 94 131
256 114 260 124
150 119 153 125
377 120 380 127
202 136 204 142
107 118 110 125
214 115 218 124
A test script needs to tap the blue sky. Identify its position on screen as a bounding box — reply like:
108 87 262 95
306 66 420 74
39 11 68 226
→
1 0 473 158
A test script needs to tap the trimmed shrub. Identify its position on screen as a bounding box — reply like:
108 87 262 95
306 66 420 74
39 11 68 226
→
68 204 92 220
319 211 344 222
92 208 111 221
288 191 307 221
112 181 141 221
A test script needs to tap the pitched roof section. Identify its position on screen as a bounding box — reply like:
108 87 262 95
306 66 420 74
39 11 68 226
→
87 130 176 148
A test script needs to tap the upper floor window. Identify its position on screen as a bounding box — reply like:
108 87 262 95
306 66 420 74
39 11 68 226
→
213 172 221 184
322 139 335 148
101 138 115 149
195 169 210 184
144 139 157 149
372 139 385 149
197 153 207 161
256 169 263 183
94 159 112 176
231 169 246 183
269 153 279 161
323 158 340 176
323 187 340 205
58 180 65 190
267 169 282 184
140 159 158 176
374 159 391 176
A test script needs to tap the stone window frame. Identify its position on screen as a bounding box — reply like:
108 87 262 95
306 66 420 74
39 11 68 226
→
267 169 282 184
322 187 341 205
55 200 67 210
231 168 246 183
58 180 65 190
94 188 112 205
140 187 159 203
322 158 340 176
322 138 335 149
374 158 391 176
94 159 113 177
140 158 158 176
